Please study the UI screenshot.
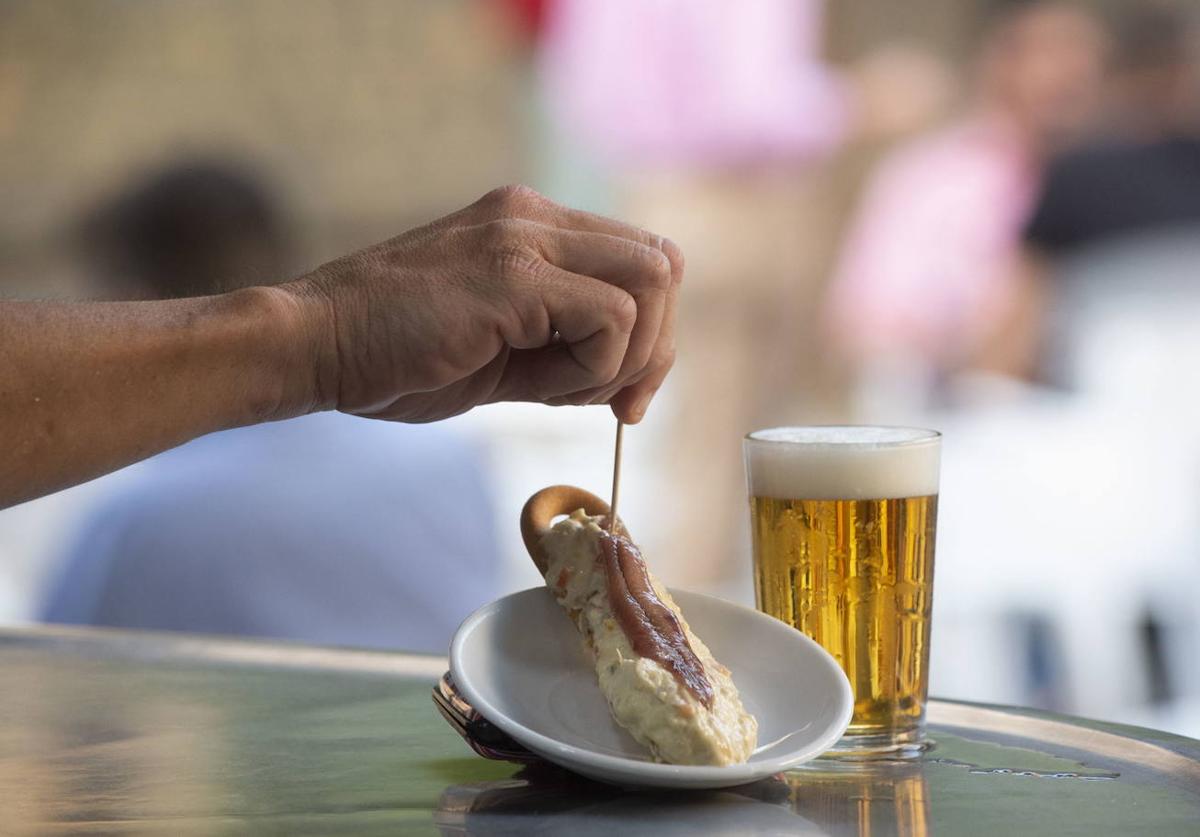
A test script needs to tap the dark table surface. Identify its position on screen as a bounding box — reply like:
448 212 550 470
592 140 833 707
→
3 625 1198 836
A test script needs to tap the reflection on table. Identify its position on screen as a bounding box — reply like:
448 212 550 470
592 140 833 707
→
3 626 1198 835
435 760 933 836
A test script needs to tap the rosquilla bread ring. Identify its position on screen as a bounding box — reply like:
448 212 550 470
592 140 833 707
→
520 484 628 575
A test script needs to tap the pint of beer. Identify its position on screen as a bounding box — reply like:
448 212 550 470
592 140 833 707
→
744 426 940 757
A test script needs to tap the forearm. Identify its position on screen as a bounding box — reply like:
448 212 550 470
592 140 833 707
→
0 286 324 508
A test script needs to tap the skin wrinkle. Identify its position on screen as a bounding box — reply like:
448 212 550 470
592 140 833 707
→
303 268 348 411
598 531 714 709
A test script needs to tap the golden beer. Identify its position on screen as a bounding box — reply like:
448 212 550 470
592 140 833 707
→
744 427 940 756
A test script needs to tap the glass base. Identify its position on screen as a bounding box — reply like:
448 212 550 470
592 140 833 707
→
818 727 932 762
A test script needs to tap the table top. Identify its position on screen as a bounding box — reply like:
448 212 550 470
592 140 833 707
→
3 625 1198 836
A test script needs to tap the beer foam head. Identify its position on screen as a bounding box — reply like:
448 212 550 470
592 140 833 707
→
744 426 940 500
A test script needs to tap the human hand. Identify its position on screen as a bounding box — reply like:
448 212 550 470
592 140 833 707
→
284 186 683 424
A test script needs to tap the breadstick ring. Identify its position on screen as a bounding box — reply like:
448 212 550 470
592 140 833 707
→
520 485 630 575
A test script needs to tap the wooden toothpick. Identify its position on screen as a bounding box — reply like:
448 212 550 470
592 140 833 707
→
608 419 624 533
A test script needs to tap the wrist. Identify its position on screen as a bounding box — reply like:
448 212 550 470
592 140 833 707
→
271 278 341 414
224 283 338 422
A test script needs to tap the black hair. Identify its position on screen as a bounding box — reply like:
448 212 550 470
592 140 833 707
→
79 160 287 299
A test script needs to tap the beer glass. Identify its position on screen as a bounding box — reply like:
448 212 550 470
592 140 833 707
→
744 426 940 757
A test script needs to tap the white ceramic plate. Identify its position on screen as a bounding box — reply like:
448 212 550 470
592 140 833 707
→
450 587 853 789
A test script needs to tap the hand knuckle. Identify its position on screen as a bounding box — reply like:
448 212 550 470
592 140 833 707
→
643 246 672 288
660 237 684 272
491 246 542 282
609 292 638 333
596 353 624 385
485 184 542 215
480 218 523 246
507 296 549 346
481 221 540 279
629 340 655 371
637 234 682 286
472 187 507 217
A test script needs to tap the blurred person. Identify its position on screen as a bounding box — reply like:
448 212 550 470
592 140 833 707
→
1023 2 1200 261
536 0 849 588
1 177 683 648
76 163 292 301
926 4 1200 733
33 162 503 651
1005 4 1200 729
1005 1 1200 394
824 0 1107 407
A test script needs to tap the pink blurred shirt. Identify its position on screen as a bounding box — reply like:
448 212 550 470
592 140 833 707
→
827 116 1039 365
539 0 847 166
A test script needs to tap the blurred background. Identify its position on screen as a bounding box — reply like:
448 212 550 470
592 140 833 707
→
2 0 1198 738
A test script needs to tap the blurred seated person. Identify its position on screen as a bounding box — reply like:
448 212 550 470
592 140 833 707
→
1023 1 1200 259
824 0 1106 408
981 1 1200 387
38 162 503 652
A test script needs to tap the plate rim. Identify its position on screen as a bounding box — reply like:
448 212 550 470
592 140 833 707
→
449 586 853 784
